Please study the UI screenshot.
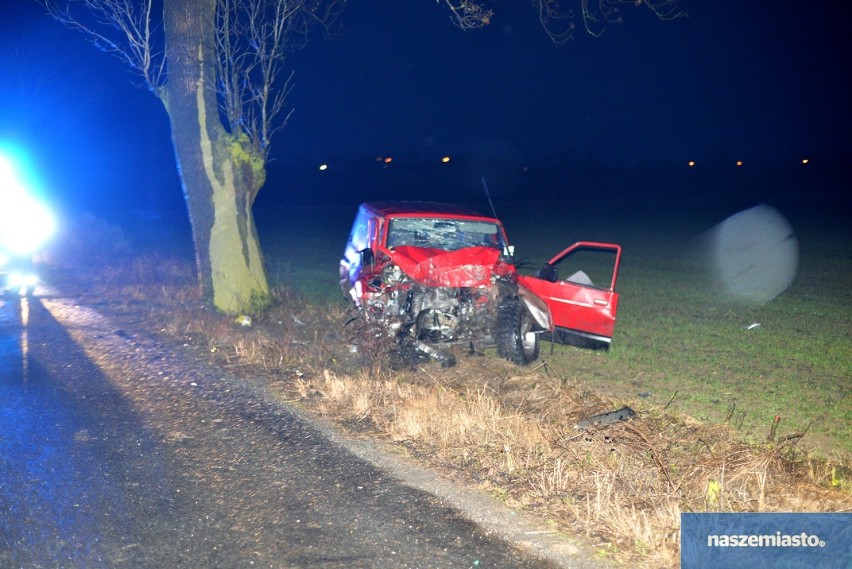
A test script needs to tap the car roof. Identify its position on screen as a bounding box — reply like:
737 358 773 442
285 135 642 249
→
360 201 497 221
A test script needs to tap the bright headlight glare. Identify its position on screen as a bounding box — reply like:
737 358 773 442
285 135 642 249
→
1 151 55 256
8 271 37 288
0 194 55 256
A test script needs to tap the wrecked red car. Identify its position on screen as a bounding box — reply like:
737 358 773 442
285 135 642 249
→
340 201 621 366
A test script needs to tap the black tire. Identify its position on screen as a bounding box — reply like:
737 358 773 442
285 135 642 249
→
495 297 540 365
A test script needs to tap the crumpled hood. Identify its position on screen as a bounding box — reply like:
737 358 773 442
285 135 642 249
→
387 245 504 287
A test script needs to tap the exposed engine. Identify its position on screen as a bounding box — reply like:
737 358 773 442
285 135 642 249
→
361 261 509 345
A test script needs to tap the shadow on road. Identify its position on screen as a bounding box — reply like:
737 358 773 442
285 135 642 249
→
0 293 174 568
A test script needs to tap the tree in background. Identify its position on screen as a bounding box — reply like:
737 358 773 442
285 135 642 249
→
42 0 681 314
44 0 343 314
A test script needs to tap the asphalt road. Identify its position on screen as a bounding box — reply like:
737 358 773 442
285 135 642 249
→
0 292 589 568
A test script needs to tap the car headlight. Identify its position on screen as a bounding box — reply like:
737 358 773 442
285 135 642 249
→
7 272 38 294
0 196 55 256
0 153 56 256
8 271 37 288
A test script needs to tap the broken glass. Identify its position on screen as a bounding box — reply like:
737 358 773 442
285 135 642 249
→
386 218 502 251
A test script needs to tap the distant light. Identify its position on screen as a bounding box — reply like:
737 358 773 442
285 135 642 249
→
688 161 696 167
318 164 328 171
801 158 809 165
383 157 393 164
736 161 743 167
441 156 451 163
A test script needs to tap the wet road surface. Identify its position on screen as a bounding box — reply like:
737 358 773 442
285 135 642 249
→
0 293 568 568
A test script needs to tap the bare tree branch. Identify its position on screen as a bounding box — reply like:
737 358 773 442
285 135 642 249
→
215 0 345 158
440 0 493 30
533 0 575 47
579 0 685 38
41 0 166 95
641 0 685 21
43 0 343 160
440 1 683 45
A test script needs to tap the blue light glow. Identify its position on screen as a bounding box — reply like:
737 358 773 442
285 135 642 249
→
0 152 56 256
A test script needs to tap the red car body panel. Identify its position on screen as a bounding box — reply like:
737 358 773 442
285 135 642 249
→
518 277 619 341
518 242 622 343
387 245 507 288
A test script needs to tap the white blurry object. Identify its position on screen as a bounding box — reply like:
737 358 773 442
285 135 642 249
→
711 205 798 304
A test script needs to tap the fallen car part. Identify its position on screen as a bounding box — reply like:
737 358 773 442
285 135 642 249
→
412 340 457 368
575 406 636 430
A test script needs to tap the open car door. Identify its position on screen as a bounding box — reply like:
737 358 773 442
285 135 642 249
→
517 242 621 348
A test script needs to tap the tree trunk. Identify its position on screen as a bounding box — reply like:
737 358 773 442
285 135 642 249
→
162 0 270 314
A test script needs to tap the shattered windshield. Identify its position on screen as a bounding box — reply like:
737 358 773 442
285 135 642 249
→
386 218 503 252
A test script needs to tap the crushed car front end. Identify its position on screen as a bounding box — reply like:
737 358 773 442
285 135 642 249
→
340 201 622 367
340 202 525 360
358 262 518 346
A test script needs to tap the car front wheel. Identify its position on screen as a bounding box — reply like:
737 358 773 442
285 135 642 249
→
495 297 540 365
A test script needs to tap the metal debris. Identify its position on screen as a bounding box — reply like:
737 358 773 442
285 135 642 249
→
576 406 636 430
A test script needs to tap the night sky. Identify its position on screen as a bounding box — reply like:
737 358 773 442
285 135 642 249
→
0 1 849 213
282 1 849 167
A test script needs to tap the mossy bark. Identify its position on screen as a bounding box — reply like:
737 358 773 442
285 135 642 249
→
162 0 269 314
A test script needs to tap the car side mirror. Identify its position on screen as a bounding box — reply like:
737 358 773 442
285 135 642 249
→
537 263 558 282
359 247 375 267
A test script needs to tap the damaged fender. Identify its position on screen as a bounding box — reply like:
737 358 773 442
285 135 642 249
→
518 282 552 331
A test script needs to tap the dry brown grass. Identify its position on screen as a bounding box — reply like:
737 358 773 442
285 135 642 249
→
285 361 850 567
47 233 852 568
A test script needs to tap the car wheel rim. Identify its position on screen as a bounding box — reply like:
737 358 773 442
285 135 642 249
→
521 331 536 356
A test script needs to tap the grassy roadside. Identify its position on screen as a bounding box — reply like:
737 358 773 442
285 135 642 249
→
43 204 851 567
